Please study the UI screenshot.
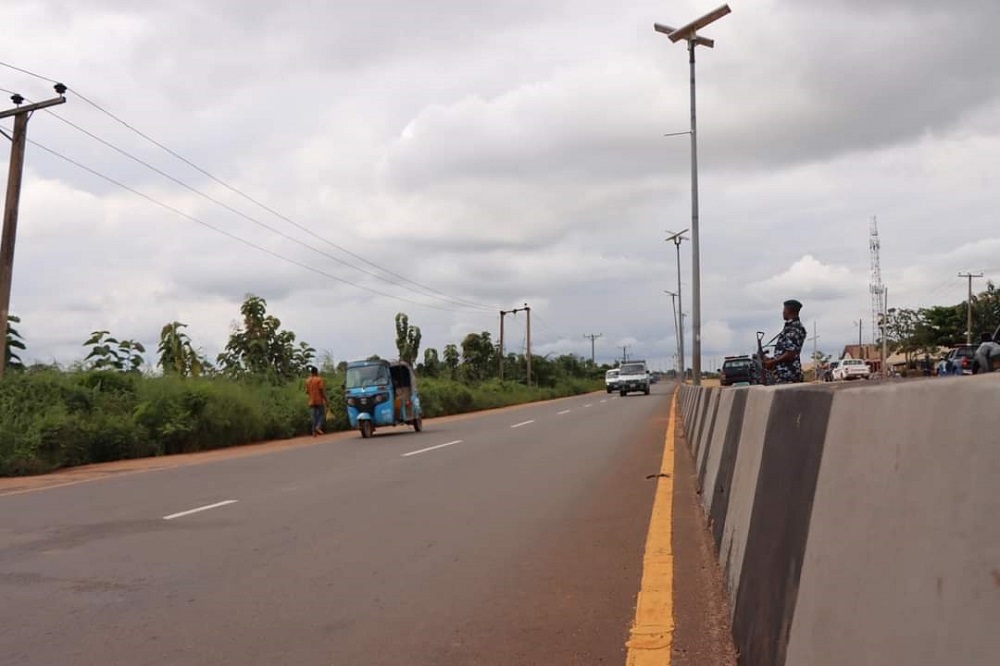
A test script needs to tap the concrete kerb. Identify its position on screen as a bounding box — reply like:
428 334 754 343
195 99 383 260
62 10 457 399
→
785 374 1000 666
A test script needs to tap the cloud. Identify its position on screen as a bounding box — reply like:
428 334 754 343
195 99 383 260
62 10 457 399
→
749 255 864 304
3 0 1000 374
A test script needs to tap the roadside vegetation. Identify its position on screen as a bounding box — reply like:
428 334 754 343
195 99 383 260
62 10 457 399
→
1 295 603 477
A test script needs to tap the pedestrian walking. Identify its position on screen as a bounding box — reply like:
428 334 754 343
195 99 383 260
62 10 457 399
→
305 366 327 436
763 299 807 384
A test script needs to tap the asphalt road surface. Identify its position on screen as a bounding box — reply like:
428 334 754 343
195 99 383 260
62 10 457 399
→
0 384 733 665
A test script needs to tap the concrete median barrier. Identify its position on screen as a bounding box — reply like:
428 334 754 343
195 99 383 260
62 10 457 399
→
671 375 1000 666
695 389 721 490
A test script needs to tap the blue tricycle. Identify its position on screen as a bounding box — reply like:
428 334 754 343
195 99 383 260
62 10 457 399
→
344 359 423 439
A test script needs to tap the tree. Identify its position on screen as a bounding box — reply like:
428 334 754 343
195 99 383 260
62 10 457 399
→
394 312 422 366
157 322 209 377
84 330 146 372
421 347 441 378
443 344 460 379
4 315 25 371
216 294 314 380
811 350 831 366
971 281 1000 339
460 331 496 382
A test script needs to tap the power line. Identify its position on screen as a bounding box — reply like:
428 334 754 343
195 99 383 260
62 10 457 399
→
0 60 499 313
26 138 490 314
39 109 492 312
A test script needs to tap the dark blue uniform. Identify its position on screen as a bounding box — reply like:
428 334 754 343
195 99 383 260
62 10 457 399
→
773 317 807 384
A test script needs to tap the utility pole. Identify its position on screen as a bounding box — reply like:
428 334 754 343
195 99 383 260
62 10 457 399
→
525 304 531 387
665 230 688 382
621 345 630 363
808 320 819 362
500 304 530 383
583 333 603 365
857 319 863 351
498 310 506 381
0 86 67 379
958 272 983 345
881 288 889 380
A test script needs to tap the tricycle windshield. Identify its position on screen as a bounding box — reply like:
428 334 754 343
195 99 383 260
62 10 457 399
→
346 364 390 389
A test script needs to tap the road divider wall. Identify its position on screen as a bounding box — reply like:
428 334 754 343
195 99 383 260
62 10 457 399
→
675 376 1000 666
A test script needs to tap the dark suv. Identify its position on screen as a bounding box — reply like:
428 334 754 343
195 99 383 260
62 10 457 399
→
721 355 755 386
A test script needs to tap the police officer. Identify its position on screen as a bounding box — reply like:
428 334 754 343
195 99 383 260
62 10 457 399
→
763 299 807 384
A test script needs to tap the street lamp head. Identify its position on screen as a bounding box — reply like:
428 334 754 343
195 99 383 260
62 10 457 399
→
654 22 715 48
665 4 731 44
665 229 689 243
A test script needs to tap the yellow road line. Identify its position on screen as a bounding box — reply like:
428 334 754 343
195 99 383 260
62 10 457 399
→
625 390 677 666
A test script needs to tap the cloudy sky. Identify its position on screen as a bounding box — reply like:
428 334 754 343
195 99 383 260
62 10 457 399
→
3 0 999 372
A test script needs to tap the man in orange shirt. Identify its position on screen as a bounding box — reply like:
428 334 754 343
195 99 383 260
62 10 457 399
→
305 366 327 436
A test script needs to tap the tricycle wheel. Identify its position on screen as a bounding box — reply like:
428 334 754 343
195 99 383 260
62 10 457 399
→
359 421 374 439
413 417 423 432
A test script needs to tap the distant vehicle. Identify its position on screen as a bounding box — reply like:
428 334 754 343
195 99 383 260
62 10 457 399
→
935 345 978 376
832 358 871 381
720 355 755 387
822 360 840 382
972 326 1000 374
605 369 620 393
618 360 650 396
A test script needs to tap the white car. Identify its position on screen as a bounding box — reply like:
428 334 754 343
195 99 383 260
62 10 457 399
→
832 358 871 381
605 369 620 393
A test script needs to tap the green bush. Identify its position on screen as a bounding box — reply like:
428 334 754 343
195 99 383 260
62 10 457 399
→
0 368 600 477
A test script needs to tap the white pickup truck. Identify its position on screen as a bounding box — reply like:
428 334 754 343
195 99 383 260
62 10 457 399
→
832 358 871 381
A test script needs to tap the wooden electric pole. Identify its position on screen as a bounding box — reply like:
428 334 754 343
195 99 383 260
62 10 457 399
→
583 333 602 365
0 87 67 379
500 304 530 385
525 304 531 387
958 271 983 345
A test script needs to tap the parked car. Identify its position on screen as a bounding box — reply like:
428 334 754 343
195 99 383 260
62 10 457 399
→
720 355 755 386
972 326 1000 374
605 369 620 393
832 358 871 381
822 360 840 382
935 345 979 376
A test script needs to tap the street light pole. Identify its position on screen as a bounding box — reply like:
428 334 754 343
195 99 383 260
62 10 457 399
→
665 229 688 382
654 4 731 387
664 290 679 377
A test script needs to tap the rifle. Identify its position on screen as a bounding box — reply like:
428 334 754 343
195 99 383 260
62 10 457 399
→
755 331 769 386
755 331 780 385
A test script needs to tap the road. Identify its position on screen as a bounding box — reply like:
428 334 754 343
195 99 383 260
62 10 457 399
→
0 383 733 665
